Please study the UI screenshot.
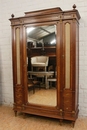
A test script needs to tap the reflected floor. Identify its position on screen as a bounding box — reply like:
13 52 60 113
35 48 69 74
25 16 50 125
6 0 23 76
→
28 87 56 106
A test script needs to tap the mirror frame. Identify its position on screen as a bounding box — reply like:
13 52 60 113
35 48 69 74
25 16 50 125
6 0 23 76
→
24 21 60 113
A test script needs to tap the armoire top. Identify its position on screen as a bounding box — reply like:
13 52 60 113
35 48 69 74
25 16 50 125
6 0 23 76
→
24 7 62 16
9 4 80 26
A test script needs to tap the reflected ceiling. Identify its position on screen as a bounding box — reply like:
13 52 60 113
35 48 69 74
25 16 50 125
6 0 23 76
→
27 25 55 40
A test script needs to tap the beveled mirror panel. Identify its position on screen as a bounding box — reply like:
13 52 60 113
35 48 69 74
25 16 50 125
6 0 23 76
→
26 25 57 106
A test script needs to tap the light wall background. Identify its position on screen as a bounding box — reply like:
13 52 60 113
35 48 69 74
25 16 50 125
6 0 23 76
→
0 0 87 117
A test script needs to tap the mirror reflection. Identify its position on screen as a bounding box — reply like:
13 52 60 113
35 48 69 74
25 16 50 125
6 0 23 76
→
26 25 57 106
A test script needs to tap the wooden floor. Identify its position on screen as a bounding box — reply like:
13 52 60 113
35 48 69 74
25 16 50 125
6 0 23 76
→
28 87 56 106
0 105 87 130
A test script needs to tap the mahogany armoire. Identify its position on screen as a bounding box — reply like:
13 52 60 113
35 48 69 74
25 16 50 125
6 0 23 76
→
9 4 80 126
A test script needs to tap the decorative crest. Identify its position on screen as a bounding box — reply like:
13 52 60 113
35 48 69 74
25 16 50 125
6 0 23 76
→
73 4 76 10
11 14 14 18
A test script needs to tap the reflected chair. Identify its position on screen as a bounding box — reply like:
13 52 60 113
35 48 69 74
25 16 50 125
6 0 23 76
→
31 56 49 71
33 76 41 90
28 78 35 94
28 77 41 94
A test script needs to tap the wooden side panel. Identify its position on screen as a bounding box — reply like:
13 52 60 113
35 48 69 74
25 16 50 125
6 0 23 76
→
76 22 79 110
62 19 79 121
12 26 24 110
